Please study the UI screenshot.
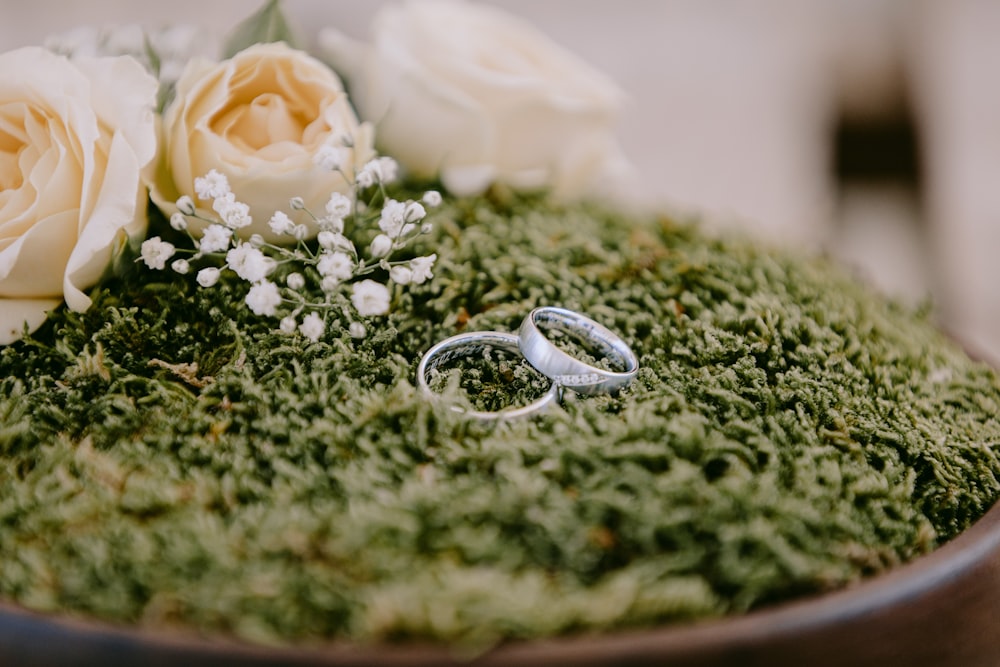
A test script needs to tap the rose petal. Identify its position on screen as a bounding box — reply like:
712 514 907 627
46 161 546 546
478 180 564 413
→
64 131 147 312
0 297 60 345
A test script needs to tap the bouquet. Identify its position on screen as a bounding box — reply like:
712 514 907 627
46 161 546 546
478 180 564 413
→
0 0 628 345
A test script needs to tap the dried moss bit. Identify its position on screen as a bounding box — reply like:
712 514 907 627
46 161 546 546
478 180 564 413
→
1 188 1000 650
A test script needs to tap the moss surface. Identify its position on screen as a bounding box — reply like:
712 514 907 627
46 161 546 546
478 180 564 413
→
1 189 999 648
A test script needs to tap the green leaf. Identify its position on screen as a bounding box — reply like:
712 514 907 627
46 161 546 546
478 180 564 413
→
222 0 300 58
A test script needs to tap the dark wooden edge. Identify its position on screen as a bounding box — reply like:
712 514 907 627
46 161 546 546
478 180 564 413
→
2 500 999 667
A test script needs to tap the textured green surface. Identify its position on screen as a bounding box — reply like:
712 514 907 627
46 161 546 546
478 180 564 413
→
1 189 999 648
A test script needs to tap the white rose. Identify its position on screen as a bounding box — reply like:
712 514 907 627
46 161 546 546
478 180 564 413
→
0 47 157 345
149 43 375 243
320 0 628 198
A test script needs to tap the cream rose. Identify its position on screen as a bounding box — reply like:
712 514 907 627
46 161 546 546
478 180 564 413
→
0 47 157 345
150 42 375 242
320 0 628 198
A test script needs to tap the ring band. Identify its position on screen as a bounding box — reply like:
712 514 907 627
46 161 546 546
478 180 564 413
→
416 331 561 420
518 307 638 395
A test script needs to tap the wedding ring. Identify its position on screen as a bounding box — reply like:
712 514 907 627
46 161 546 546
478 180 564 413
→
417 331 561 420
518 307 638 395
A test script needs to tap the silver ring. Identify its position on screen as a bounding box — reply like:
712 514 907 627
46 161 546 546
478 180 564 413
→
416 331 561 420
518 307 638 395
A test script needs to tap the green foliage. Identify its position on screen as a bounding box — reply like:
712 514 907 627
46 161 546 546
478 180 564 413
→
223 0 300 58
1 188 999 648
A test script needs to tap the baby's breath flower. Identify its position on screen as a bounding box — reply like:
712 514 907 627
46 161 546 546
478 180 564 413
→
317 251 354 281
194 169 230 200
143 164 444 339
299 312 325 342
376 156 399 184
170 212 188 231
317 231 337 251
319 216 345 234
325 192 352 219
279 316 297 334
378 199 407 237
226 244 274 283
214 196 252 229
356 158 382 188
320 275 341 293
351 279 390 317
389 265 413 285
268 211 294 236
404 201 426 223
199 224 232 253
422 190 442 207
420 222 433 234
314 144 348 172
196 267 221 288
369 234 392 259
409 254 437 284
245 280 281 316
176 195 196 215
140 237 175 270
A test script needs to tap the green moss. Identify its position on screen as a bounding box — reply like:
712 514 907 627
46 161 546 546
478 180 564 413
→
1 189 999 648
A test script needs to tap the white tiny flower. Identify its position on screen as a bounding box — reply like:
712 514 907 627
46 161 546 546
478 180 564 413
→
103 24 145 56
196 267 221 288
317 231 337 251
314 144 348 171
320 275 341 293
157 59 186 84
170 212 188 231
316 232 353 253
318 216 344 234
369 234 393 259
356 160 381 188
199 224 233 253
409 254 437 284
292 224 309 240
325 192 352 219
140 237 175 270
317 251 354 281
249 234 265 248
268 211 294 236
289 196 305 210
245 280 282 316
348 321 366 339
194 169 230 200
422 190 442 207
299 312 325 342
389 265 413 285
351 279 390 317
176 195 196 215
377 156 399 184
44 26 100 58
214 196 252 229
171 258 191 275
404 201 426 223
286 272 305 290
279 316 297 334
226 244 274 283
378 199 407 237
420 222 433 234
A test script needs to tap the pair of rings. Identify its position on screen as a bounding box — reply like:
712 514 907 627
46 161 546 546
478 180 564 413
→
416 307 639 420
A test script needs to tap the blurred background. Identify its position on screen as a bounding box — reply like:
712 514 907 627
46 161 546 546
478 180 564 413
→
2 0 998 359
